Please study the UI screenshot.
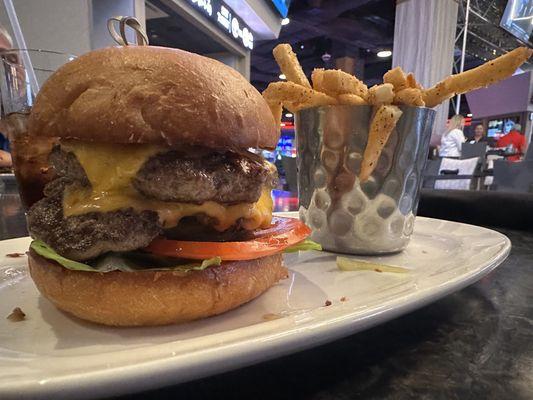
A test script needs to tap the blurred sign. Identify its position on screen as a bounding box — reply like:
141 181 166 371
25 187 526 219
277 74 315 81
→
188 0 254 50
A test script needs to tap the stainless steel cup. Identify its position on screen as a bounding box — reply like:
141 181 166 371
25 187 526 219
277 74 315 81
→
296 105 435 254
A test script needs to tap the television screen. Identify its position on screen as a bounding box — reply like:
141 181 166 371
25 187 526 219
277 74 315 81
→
487 116 520 139
500 0 533 45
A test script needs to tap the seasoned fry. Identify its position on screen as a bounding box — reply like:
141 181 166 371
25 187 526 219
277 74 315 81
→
383 66 408 92
272 44 311 88
447 47 532 94
337 93 367 106
311 68 324 90
368 83 394 105
394 88 425 107
359 105 403 182
406 73 422 89
267 101 282 131
423 80 454 108
423 47 532 108
312 69 368 99
262 81 337 111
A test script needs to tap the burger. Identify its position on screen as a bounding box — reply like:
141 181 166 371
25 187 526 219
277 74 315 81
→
25 46 316 326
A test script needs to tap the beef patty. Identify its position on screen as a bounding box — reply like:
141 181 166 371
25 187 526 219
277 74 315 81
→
134 150 274 204
27 195 161 261
49 146 275 204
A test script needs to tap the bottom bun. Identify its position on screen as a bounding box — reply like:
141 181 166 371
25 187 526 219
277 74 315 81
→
28 250 288 326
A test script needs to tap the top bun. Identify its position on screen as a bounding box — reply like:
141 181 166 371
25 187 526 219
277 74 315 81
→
28 46 278 150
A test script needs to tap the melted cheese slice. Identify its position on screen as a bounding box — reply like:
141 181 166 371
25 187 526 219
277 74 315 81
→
62 141 273 231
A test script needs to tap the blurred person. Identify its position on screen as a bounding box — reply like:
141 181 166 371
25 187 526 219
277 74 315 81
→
497 123 526 162
0 24 12 168
468 124 486 144
439 115 466 158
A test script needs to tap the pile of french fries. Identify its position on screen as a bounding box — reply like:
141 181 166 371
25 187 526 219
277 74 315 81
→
263 44 532 181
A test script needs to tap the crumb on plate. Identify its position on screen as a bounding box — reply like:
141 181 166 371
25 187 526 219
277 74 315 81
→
6 253 25 258
7 307 25 322
262 313 282 321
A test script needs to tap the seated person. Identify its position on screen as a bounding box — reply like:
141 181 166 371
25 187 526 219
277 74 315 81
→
468 124 486 144
496 123 526 162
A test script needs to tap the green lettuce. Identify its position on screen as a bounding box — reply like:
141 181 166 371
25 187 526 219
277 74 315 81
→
30 237 321 274
283 239 322 253
31 240 97 272
30 240 221 273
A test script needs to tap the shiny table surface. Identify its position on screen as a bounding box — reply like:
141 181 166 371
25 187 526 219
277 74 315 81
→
1 192 532 400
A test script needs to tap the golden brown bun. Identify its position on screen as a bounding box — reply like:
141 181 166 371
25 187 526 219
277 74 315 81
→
28 250 287 326
28 46 278 150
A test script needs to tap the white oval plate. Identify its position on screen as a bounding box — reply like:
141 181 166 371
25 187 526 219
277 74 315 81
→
0 214 510 399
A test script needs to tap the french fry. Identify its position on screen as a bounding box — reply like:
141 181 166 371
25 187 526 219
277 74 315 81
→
337 93 367 106
311 68 324 90
423 80 454 108
447 47 532 94
262 81 337 112
312 69 368 100
267 101 282 131
368 83 394 105
359 105 403 182
394 88 425 107
406 73 423 89
383 66 408 92
423 46 532 108
273 44 311 88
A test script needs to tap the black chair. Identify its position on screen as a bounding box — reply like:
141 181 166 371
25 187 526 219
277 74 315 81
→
281 156 298 193
525 144 533 161
422 159 442 189
462 142 488 190
492 160 533 193
461 142 487 159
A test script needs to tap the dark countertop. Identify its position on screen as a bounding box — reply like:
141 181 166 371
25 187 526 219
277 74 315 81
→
1 191 532 400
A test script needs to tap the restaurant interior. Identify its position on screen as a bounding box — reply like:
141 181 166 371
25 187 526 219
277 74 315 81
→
0 0 532 399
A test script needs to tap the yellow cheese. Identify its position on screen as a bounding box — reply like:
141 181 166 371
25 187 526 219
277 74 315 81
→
62 141 273 231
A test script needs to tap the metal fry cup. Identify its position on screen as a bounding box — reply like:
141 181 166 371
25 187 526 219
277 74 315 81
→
296 105 435 255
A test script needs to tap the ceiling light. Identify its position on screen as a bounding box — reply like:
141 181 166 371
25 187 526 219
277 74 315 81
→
279 73 286 80
300 44 304 49
281 18 290 26
285 113 293 118
377 50 392 58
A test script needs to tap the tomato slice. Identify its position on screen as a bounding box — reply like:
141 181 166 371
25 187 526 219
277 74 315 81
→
144 217 311 261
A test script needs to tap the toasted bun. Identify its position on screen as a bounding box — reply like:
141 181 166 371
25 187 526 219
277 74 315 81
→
28 46 278 150
28 250 287 326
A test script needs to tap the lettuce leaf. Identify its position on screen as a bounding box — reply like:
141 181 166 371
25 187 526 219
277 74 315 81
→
30 237 321 274
30 240 221 273
283 239 322 253
30 240 97 272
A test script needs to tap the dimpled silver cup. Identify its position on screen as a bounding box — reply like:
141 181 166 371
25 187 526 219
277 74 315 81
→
296 105 435 254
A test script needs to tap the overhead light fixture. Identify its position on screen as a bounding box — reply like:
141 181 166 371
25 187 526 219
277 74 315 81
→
279 73 286 80
281 18 290 26
285 113 293 118
300 44 304 49
377 50 392 58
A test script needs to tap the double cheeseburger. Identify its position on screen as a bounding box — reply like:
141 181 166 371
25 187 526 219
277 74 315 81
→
25 46 313 326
